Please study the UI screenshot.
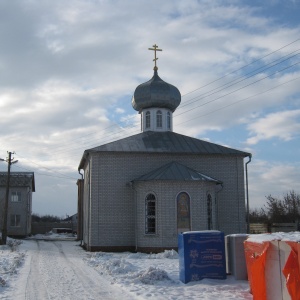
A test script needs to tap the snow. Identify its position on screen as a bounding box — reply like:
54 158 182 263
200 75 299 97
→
0 240 24 289
247 231 300 243
2 232 299 299
32 231 76 240
0 233 253 299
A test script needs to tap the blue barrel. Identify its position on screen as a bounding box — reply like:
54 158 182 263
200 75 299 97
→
178 231 226 283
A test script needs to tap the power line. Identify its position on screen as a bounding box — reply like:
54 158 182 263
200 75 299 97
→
23 39 300 158
59 71 300 157
6 38 300 173
26 57 300 166
37 116 139 156
175 60 300 117
178 48 300 110
51 121 140 156
177 75 300 126
14 152 77 179
13 164 78 180
53 126 141 160
51 40 300 155
25 38 300 159
58 63 300 158
181 37 300 97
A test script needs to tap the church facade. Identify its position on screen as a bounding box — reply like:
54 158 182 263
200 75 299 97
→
78 50 251 252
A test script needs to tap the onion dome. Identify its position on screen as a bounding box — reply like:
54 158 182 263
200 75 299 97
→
132 69 181 112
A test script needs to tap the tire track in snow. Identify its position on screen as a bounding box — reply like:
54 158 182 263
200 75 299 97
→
25 240 50 300
52 241 134 300
23 240 134 300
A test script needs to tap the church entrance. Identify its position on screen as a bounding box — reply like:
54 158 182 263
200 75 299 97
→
177 192 191 233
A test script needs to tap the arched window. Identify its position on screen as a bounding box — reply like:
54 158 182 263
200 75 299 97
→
146 111 151 128
177 192 191 233
207 194 212 230
145 193 156 234
156 110 162 128
167 112 171 129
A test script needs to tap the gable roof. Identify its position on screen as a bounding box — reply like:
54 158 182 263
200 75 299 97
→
79 131 250 169
132 161 222 184
0 172 35 192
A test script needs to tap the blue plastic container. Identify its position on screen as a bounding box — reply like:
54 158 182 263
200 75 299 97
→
178 231 226 283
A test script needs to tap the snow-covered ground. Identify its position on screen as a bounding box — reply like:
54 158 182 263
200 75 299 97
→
3 232 300 299
0 232 254 300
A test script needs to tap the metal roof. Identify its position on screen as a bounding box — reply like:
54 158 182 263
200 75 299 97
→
79 131 251 169
0 172 35 192
132 161 222 184
132 70 181 112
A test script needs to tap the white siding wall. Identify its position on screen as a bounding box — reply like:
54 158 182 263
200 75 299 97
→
83 152 246 250
141 108 173 132
134 180 217 249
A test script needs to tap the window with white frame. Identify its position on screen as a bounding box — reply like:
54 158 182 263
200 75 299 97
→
145 193 156 234
11 191 21 202
10 214 21 227
145 111 151 128
156 110 162 128
167 112 171 129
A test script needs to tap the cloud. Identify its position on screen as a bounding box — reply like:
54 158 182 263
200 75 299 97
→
246 109 300 145
0 0 299 215
115 108 125 114
248 160 300 208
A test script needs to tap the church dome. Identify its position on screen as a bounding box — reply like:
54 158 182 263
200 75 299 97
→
132 70 181 112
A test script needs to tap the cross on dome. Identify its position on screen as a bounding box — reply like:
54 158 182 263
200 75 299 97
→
132 45 181 132
148 44 162 71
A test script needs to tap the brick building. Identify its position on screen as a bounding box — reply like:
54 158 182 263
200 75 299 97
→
78 66 251 252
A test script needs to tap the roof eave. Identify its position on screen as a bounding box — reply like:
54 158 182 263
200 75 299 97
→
78 151 88 170
132 178 223 184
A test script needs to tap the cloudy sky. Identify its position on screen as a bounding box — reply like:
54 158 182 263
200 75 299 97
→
0 0 299 217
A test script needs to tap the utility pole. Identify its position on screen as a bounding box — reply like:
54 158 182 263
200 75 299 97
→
1 151 18 245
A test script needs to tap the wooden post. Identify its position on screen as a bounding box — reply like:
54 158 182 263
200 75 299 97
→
2 152 12 244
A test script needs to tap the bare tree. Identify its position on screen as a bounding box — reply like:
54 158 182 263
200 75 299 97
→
263 190 300 223
32 213 63 223
249 208 268 223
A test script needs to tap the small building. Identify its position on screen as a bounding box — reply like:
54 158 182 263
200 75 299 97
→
77 50 251 252
63 213 78 234
0 172 35 237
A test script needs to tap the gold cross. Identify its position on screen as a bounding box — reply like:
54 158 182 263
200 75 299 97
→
148 44 162 71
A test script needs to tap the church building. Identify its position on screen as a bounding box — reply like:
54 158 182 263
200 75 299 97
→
77 45 251 252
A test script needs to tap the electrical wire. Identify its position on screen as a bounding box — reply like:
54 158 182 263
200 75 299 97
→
181 37 300 97
12 163 77 180
24 39 300 158
176 60 300 117
178 49 300 109
177 74 300 125
6 38 300 174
